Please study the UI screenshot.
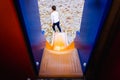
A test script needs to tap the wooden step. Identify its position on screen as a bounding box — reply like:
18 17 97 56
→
39 48 83 78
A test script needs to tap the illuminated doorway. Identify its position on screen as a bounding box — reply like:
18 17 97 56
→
38 0 85 44
37 0 85 78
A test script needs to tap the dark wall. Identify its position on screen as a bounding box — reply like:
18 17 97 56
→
86 0 120 80
99 31 120 80
0 0 35 80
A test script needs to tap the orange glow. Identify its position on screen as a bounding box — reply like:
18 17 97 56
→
52 33 68 51
45 33 75 51
40 33 83 77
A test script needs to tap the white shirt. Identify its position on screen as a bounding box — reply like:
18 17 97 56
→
51 11 59 24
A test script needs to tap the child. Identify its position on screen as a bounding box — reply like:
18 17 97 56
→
51 5 61 32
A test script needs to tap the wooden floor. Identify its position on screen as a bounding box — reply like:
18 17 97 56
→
39 48 83 78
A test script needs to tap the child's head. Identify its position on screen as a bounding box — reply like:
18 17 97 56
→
52 5 56 11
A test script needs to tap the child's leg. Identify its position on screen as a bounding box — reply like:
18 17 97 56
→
56 22 61 32
52 23 56 32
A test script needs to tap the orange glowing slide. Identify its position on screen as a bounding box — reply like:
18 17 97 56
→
46 32 75 51
39 32 83 78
